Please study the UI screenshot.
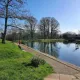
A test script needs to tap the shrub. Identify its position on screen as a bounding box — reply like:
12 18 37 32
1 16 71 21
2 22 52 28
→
31 57 46 67
0 72 9 80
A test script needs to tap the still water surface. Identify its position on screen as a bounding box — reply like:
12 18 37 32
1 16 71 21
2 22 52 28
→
26 42 80 67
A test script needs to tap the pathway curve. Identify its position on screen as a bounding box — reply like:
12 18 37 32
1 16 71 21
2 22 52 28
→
44 73 80 80
15 43 80 79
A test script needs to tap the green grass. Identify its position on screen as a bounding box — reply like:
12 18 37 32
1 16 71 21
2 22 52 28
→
39 39 64 42
0 40 53 80
26 39 64 43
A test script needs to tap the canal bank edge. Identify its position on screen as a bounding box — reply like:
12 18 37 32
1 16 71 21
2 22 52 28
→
15 43 80 75
25 44 80 71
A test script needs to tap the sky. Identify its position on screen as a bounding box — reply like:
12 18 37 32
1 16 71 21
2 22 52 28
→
27 0 80 33
0 0 80 33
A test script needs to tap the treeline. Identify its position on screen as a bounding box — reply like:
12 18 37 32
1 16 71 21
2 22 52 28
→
62 32 80 41
0 0 60 43
6 16 60 41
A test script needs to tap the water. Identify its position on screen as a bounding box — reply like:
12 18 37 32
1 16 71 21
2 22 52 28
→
26 42 80 67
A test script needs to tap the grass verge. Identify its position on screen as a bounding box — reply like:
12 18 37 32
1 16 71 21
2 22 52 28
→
21 39 64 43
0 40 53 80
39 39 64 42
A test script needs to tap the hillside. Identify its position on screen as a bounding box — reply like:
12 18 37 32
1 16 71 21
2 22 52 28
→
0 40 53 80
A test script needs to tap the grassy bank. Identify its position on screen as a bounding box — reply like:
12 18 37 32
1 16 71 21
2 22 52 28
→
22 39 80 44
22 39 64 43
0 40 53 80
39 39 64 42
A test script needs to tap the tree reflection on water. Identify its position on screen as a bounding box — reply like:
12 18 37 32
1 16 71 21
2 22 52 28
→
26 41 80 66
27 42 60 58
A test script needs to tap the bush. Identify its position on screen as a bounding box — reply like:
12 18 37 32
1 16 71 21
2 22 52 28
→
0 72 9 80
31 57 46 67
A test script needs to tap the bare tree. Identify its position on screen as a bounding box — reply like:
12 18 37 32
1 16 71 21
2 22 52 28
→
39 17 59 39
51 17 59 39
45 17 50 39
0 0 27 43
39 17 48 39
25 16 37 39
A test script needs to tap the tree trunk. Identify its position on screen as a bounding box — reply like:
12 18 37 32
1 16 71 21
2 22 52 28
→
47 25 49 39
2 17 8 43
44 25 45 39
31 24 33 40
51 28 53 39
2 0 8 44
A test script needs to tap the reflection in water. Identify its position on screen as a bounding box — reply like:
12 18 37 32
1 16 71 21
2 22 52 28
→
50 42 59 58
63 41 80 52
26 42 80 66
31 41 34 48
27 42 59 58
74 44 79 51
27 41 34 48
63 41 71 47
